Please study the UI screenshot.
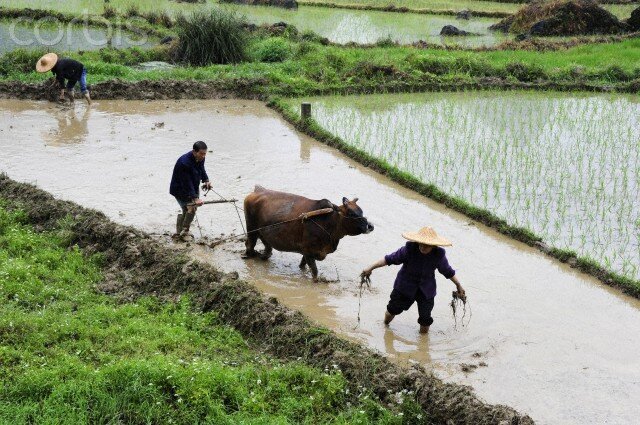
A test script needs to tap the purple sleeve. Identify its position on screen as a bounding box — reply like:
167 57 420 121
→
384 245 408 265
437 251 456 279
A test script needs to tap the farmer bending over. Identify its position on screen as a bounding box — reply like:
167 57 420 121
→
361 227 465 334
36 53 91 104
169 141 212 240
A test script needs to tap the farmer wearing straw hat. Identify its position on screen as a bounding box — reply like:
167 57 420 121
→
361 227 465 334
35 53 91 104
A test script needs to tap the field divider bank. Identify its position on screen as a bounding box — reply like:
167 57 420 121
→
2 78 639 103
267 97 640 299
0 174 534 424
297 1 513 18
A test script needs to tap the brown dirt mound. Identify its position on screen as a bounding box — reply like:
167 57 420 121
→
490 0 631 35
0 174 534 424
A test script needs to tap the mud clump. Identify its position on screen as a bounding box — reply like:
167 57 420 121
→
0 174 534 424
440 25 478 36
490 0 631 35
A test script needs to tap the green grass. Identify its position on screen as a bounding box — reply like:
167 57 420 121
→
2 34 639 97
0 205 420 424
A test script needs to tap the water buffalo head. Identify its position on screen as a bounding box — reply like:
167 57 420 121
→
339 197 374 235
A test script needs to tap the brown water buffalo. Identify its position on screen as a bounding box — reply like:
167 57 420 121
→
243 186 374 281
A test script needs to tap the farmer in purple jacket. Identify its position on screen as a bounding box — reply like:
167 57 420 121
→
361 227 465 334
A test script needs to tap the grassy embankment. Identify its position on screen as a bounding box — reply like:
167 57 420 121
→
2 25 640 97
0 204 420 423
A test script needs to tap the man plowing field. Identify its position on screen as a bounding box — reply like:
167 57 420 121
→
169 141 212 241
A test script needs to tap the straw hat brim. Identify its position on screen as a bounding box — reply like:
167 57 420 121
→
402 231 452 247
36 53 58 73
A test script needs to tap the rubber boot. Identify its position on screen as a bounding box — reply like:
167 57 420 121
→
172 214 184 239
84 91 91 105
179 211 196 241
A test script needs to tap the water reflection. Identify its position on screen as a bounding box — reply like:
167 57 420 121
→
44 105 91 146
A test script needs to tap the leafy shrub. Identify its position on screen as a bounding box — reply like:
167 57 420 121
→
294 41 318 58
144 10 173 27
102 5 117 19
409 56 456 75
172 8 248 66
599 64 632 82
374 35 396 47
125 5 141 17
253 37 291 63
505 61 547 82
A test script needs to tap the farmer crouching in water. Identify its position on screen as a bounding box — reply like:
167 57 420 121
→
169 141 212 241
36 53 91 104
361 227 465 334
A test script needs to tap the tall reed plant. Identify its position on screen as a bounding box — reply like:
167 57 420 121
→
173 8 247 66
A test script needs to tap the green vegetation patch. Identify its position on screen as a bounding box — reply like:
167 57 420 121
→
0 205 417 424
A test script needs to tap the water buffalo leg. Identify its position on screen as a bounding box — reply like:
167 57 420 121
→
243 231 258 258
260 238 273 260
299 256 307 269
307 258 319 282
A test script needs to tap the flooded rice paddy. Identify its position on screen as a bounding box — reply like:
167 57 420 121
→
1 2 505 47
1 99 639 424
0 21 155 54
3 0 635 19
230 4 505 46
289 92 640 281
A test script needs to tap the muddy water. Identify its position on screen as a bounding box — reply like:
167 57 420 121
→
0 99 639 425
0 22 155 54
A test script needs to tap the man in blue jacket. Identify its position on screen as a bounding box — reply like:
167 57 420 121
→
170 141 212 240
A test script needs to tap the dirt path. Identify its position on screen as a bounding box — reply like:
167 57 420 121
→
1 99 639 424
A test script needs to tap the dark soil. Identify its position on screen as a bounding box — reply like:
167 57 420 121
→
628 7 640 31
0 79 264 101
490 0 631 35
0 174 535 424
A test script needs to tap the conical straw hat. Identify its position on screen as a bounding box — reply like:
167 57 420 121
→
402 227 452 247
36 53 58 73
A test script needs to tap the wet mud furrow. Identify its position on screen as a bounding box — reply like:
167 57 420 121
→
0 174 533 424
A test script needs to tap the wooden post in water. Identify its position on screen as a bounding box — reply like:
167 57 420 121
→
301 102 311 120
